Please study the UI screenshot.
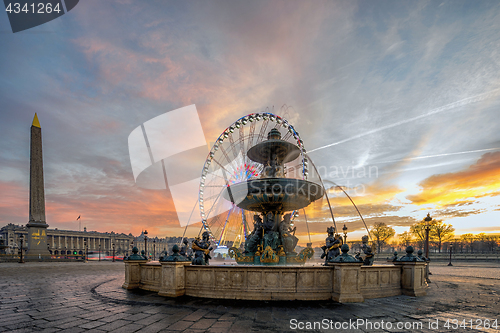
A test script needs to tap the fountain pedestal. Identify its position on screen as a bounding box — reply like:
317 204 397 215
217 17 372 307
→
159 262 192 297
122 259 148 290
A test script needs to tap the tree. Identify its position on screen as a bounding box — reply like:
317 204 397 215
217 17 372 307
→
430 221 455 253
410 223 426 244
410 217 438 251
476 233 488 242
460 233 474 253
370 222 395 253
398 231 413 248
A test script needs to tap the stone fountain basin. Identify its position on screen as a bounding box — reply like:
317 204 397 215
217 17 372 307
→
123 261 428 302
223 178 324 212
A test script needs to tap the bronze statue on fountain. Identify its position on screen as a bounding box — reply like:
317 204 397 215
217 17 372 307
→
192 231 213 265
179 237 193 260
321 226 343 264
227 129 322 265
354 235 374 266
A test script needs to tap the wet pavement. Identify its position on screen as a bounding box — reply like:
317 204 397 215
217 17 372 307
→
0 261 499 332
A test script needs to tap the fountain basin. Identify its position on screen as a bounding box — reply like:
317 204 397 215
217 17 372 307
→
123 261 428 302
224 178 324 212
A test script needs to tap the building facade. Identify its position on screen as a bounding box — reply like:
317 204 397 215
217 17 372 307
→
0 223 134 257
133 231 183 260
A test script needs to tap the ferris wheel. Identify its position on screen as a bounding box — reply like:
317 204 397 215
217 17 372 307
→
198 112 309 247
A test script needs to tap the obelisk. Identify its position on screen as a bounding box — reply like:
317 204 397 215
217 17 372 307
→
26 113 50 259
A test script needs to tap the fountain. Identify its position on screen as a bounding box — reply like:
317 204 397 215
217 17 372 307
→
225 128 322 265
123 112 428 302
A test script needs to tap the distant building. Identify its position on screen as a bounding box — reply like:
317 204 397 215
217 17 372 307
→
133 231 184 259
0 223 133 256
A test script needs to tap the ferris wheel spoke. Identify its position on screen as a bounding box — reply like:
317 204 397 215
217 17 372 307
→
218 205 235 245
210 159 235 182
282 131 293 141
227 132 239 159
256 118 270 144
239 125 246 161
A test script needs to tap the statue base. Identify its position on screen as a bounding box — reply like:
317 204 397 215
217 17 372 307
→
25 222 51 259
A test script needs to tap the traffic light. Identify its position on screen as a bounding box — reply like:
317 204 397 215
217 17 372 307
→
73 251 77 255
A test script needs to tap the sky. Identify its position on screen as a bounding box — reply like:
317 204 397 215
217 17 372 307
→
1 0 499 245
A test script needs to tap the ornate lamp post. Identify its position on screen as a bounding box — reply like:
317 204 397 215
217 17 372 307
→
153 239 156 261
342 224 348 245
9 236 13 258
84 239 87 262
19 234 25 263
112 243 115 262
448 244 453 266
424 213 433 258
144 230 148 259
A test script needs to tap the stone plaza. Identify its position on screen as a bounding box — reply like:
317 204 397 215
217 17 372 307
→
0 261 499 332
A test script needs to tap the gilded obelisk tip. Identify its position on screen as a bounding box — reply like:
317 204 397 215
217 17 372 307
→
32 113 41 128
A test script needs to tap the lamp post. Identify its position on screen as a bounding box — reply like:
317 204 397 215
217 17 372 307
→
9 236 13 259
19 234 25 263
342 224 348 245
448 244 453 266
99 243 101 261
144 230 148 259
84 240 87 263
112 243 115 262
153 239 156 261
424 213 433 258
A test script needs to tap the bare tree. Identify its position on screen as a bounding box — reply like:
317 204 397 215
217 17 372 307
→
398 231 413 248
370 222 395 253
430 221 455 253
460 233 474 253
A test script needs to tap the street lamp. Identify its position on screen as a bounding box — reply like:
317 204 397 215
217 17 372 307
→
9 237 14 259
153 239 156 261
342 224 348 245
424 213 433 258
19 234 25 263
144 230 148 259
112 243 115 262
84 239 87 263
448 244 453 266
99 243 101 261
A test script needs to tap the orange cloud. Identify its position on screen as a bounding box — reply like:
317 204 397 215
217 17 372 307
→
407 151 500 206
0 181 27 222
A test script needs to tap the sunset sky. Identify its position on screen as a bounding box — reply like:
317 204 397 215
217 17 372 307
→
1 1 499 245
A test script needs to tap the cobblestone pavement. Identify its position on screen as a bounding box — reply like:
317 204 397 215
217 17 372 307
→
0 261 499 332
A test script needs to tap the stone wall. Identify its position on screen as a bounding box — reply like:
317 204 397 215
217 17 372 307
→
360 265 401 299
123 261 427 303
184 266 333 300
139 262 161 292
